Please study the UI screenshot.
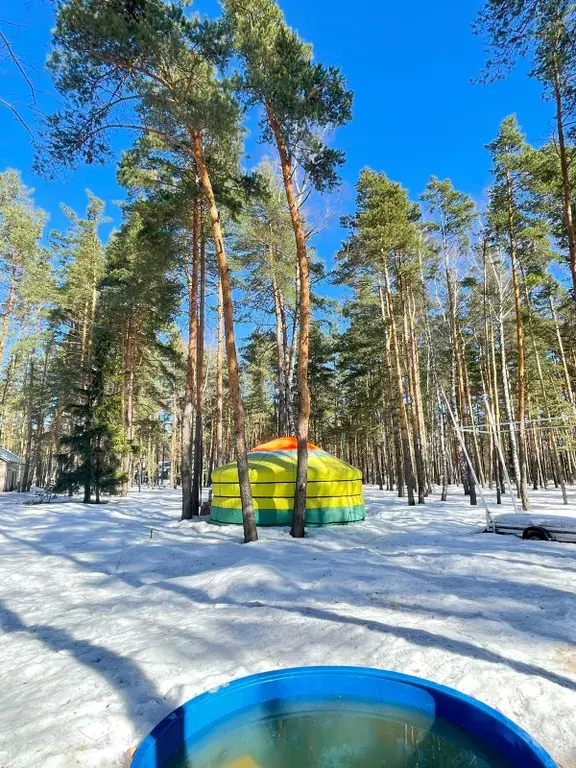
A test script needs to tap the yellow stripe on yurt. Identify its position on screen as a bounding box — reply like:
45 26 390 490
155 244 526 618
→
307 454 361 481
211 450 362 484
212 479 363 499
211 495 364 511
213 452 296 483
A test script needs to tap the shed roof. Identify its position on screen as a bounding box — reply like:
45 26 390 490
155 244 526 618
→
0 447 23 464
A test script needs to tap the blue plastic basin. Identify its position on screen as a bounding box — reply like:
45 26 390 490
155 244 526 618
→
131 666 556 767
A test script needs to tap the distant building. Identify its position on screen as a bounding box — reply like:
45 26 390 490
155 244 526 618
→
0 447 23 492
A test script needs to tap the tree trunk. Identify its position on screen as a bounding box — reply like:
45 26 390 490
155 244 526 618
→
81 275 98 383
525 283 568 504
33 344 50 488
170 393 179 489
266 106 310 538
399 271 425 503
378 280 403 497
121 323 136 497
21 357 35 493
382 259 416 505
373 442 384 490
271 268 290 435
552 57 576 303
0 268 16 368
481 239 500 500
215 277 224 470
498 306 522 493
487 253 506 497
181 198 199 520
506 172 530 511
192 131 257 543
549 295 575 409
95 434 102 504
408 282 430 495
191 214 206 516
442 234 476 502
0 353 16 444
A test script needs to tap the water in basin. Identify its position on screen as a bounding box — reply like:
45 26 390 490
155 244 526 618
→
168 696 511 767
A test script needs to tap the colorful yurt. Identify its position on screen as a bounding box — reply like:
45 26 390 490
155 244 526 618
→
210 437 365 526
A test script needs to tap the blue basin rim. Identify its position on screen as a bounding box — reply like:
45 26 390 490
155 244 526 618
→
131 666 556 768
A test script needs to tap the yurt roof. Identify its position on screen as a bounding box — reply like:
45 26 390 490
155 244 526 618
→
212 437 362 483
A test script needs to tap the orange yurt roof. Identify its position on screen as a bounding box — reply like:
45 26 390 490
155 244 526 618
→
251 436 320 452
212 435 361 483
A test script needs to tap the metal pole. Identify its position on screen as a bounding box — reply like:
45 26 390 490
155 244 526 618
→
441 388 494 531
483 394 520 515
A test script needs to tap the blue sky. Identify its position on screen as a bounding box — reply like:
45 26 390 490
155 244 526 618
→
1 0 553 279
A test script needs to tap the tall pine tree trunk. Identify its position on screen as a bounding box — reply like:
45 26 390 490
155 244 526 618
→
192 131 257 543
506 175 530 511
266 108 310 539
399 271 425 503
121 320 137 497
443 238 473 499
271 268 289 435
170 394 179 489
378 280 403 496
408 283 430 495
191 215 206 516
525 284 568 504
0 268 16 370
487 253 506 497
215 277 224 471
549 295 575 409
552 56 576 303
181 199 199 520
383 259 415 505
21 357 35 493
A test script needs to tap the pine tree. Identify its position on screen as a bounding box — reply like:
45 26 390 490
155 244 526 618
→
0 170 47 371
232 159 297 436
43 0 258 541
485 116 543 510
224 0 353 537
476 0 576 301
421 177 480 504
101 203 181 497
338 170 425 505
55 326 125 502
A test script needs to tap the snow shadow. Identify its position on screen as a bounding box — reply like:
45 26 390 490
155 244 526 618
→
3 485 576 766
0 598 179 741
121 579 576 696
4 504 576 656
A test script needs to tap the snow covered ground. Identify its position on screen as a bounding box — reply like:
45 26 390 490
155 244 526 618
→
1 484 576 768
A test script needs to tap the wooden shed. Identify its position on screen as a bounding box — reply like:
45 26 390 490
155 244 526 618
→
0 447 23 492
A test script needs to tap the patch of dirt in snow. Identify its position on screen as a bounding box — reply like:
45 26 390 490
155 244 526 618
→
554 645 576 674
1 485 576 767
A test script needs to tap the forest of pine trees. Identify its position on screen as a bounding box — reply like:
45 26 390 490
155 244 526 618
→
1 0 576 542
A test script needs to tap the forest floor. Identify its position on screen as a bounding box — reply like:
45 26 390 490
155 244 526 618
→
1 485 576 768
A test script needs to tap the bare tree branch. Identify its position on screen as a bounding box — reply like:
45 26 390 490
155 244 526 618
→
0 27 37 105
0 96 34 137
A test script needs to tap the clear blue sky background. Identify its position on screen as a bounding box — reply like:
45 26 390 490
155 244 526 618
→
1 0 553 279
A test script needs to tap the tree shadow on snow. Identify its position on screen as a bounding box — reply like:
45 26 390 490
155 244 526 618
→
144 583 576 695
4 489 576 736
0 598 181 748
